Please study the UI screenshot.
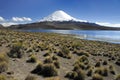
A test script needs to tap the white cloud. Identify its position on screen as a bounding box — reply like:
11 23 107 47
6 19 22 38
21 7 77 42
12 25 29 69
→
0 16 5 21
1 22 18 27
96 22 120 27
12 17 32 22
0 16 32 27
23 17 32 21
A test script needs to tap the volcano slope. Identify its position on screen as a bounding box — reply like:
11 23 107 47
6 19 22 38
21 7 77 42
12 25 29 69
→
0 29 120 80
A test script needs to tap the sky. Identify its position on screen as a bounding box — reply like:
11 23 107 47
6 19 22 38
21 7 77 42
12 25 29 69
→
0 0 120 27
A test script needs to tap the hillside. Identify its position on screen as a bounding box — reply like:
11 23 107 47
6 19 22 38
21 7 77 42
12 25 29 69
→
9 21 120 30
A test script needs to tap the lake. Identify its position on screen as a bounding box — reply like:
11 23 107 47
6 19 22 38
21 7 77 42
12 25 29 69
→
23 30 120 44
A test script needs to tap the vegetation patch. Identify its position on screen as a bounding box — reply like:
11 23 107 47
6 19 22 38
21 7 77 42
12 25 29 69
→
25 75 36 80
8 42 23 58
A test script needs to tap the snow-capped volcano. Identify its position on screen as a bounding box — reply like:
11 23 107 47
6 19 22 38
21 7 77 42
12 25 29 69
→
40 10 87 22
8 10 120 30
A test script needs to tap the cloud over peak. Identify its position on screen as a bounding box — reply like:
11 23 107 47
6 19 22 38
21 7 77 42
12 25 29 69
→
12 17 32 22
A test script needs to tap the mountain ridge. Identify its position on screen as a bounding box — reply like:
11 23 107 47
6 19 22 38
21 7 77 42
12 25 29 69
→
6 10 120 30
8 21 120 30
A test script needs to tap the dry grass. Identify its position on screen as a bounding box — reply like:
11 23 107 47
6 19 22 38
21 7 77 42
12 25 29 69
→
25 75 36 80
0 53 8 73
92 73 103 80
0 75 6 80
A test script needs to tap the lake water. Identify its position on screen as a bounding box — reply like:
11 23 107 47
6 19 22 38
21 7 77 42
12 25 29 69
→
23 30 120 44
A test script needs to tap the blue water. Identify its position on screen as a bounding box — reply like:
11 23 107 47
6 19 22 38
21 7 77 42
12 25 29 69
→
23 29 120 44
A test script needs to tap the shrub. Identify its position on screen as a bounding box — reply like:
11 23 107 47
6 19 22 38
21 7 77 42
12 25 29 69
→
65 70 85 80
0 54 8 63
110 69 116 75
115 59 120 66
57 51 64 57
0 54 8 73
42 64 58 77
65 71 78 79
94 68 102 76
57 51 71 59
52 55 58 61
95 67 108 76
74 62 85 70
79 62 85 70
44 56 53 64
67 54 72 59
65 72 72 78
0 75 6 80
8 42 23 58
43 52 51 57
92 74 103 80
115 74 120 80
57 46 71 59
72 42 81 49
73 64 80 71
109 65 116 75
31 62 43 74
87 68 93 76
85 65 91 70
75 69 85 80
53 60 60 69
25 75 36 80
111 56 115 60
0 61 8 73
76 50 89 57
46 77 60 80
95 62 101 67
109 65 113 69
102 67 108 76
27 55 37 63
78 55 89 64
61 46 69 54
103 60 108 65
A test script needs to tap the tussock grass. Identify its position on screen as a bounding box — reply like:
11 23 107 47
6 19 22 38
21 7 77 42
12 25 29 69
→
27 54 37 63
66 69 85 80
42 64 58 77
0 75 6 80
0 53 8 73
25 75 36 80
115 74 120 80
8 42 23 58
92 73 103 80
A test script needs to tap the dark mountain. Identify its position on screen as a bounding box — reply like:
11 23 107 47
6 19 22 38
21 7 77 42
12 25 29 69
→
8 21 120 30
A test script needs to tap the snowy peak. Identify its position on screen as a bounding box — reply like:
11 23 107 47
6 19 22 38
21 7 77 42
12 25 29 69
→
40 10 87 22
40 10 75 21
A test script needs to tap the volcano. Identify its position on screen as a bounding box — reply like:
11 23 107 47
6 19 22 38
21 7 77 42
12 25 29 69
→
8 10 120 30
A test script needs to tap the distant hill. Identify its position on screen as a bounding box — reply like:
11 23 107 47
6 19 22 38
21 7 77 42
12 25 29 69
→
9 21 120 30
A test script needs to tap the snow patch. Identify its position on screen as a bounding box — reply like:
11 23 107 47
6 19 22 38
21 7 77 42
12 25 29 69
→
40 10 87 22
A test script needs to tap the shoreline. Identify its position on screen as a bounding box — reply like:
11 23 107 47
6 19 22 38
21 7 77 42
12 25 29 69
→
18 29 120 44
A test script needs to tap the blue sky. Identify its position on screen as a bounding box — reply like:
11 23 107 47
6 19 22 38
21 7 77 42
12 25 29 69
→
0 0 120 27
